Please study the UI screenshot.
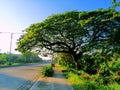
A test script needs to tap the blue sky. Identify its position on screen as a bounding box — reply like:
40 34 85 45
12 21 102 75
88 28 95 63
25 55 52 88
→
0 0 117 53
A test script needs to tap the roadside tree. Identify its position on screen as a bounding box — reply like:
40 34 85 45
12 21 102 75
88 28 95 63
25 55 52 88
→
17 9 120 69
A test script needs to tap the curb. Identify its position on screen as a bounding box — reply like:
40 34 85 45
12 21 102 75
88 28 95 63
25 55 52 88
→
29 77 43 90
29 71 74 90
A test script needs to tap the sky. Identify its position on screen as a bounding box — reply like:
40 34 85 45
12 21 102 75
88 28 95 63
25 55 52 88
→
0 0 117 54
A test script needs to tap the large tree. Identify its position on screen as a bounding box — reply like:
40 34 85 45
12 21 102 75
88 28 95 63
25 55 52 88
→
17 9 120 69
111 0 120 9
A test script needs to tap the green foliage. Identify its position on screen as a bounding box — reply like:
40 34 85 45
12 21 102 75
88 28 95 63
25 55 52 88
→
73 82 98 90
58 64 120 90
0 53 41 66
0 53 7 60
108 83 120 90
16 8 120 89
56 53 75 68
78 53 105 74
99 63 113 77
20 53 41 63
112 28 120 44
67 72 83 85
4 62 12 66
112 58 120 71
95 76 115 85
17 9 120 70
65 72 101 90
41 66 54 77
114 76 120 84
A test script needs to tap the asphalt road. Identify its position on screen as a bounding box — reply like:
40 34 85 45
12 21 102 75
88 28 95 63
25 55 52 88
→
0 63 43 90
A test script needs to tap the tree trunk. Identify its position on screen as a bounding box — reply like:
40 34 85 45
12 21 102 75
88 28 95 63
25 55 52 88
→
71 52 82 70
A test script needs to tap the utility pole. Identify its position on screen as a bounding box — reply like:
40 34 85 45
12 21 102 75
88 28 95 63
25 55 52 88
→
0 32 24 54
9 33 13 54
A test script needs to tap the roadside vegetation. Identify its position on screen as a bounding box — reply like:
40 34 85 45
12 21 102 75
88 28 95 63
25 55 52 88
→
56 52 120 90
16 0 120 90
0 53 41 67
41 65 54 77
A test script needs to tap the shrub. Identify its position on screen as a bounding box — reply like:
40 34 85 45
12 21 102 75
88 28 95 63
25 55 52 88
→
108 83 120 90
51 63 55 67
80 73 90 80
73 82 97 90
118 70 120 76
4 62 12 66
80 81 97 90
78 53 104 74
67 73 84 87
41 66 54 77
114 76 120 84
56 53 75 68
99 62 114 77
112 58 120 71
95 76 114 85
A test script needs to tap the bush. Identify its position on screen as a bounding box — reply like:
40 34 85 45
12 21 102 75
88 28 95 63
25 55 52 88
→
79 81 97 90
41 66 54 77
108 83 120 90
114 76 120 84
56 53 75 68
95 76 115 85
80 73 90 80
112 58 120 71
78 53 104 74
73 82 97 90
4 62 12 66
97 60 115 77
67 73 83 85
57 64 120 90
67 73 97 90
51 63 55 67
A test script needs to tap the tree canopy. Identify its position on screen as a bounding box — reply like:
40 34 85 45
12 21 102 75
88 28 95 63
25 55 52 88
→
17 9 120 69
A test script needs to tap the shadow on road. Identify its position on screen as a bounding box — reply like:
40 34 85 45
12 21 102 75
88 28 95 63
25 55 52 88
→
0 73 30 90
0 64 73 90
0 72 72 90
30 75 73 90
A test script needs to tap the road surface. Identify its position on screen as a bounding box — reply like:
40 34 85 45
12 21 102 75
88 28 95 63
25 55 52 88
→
0 64 43 90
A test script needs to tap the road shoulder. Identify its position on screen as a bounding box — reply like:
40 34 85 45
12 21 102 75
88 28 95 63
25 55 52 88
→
29 66 73 90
